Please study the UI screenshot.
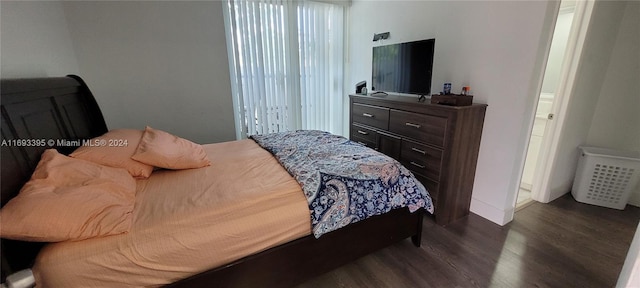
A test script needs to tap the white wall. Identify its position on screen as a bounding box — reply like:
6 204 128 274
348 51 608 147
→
1 1 236 144
586 1 640 206
348 0 554 225
548 1 637 202
0 1 79 78
60 1 236 144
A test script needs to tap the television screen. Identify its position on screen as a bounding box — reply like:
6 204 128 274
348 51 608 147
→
371 39 435 95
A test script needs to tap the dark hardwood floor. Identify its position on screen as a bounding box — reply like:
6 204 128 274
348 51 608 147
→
296 194 640 288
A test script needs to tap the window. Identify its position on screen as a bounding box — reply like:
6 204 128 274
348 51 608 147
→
223 0 345 139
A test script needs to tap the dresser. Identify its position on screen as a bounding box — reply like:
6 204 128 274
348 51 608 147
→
349 94 487 225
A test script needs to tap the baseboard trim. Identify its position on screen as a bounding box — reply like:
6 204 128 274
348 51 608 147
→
470 198 514 226
627 189 640 207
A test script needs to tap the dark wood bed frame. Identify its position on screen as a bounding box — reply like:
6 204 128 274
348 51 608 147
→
0 75 425 287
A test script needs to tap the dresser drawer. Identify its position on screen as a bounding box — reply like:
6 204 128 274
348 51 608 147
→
400 139 442 181
352 103 389 130
389 110 447 148
350 123 377 144
351 137 377 150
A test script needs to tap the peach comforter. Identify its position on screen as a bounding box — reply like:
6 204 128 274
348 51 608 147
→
33 139 311 287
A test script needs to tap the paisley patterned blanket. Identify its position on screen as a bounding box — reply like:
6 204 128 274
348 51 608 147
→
251 130 434 238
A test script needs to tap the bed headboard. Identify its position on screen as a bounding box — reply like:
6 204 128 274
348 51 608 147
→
1 75 108 279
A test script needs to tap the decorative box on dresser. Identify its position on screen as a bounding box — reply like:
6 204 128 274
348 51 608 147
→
349 94 488 225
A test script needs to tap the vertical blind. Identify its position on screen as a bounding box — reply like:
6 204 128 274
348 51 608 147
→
223 0 344 139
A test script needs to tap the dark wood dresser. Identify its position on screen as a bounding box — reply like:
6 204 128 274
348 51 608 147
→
349 94 487 225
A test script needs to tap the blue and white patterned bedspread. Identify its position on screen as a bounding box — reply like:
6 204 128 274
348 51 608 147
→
251 130 434 238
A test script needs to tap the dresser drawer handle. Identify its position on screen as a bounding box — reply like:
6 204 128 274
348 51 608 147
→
356 141 367 146
357 130 369 135
410 162 426 169
362 113 374 118
411 147 426 155
405 122 421 128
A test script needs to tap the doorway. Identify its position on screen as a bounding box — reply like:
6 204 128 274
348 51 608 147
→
517 1 577 208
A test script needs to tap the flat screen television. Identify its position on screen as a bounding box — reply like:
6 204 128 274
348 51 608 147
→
371 38 435 96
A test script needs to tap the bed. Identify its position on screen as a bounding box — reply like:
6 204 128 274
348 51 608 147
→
1 75 432 287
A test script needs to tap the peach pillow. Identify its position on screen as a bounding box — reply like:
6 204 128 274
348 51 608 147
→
70 129 154 178
132 126 211 169
0 149 136 242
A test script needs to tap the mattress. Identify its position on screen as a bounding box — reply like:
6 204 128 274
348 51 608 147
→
33 139 311 287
